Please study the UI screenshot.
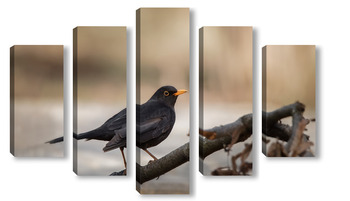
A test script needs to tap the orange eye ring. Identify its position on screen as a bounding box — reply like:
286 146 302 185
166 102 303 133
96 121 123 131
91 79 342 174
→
164 91 169 96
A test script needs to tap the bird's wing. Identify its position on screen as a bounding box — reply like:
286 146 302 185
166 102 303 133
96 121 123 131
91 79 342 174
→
105 108 127 131
103 127 126 152
137 117 162 135
83 108 127 142
137 116 166 144
102 108 127 151
136 100 175 145
138 107 175 144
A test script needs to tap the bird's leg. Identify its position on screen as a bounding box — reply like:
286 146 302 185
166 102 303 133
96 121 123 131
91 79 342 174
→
120 148 127 175
142 148 158 164
142 149 161 179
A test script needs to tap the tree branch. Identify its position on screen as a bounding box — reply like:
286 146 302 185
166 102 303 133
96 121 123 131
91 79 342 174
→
112 114 253 181
263 101 314 157
136 143 189 184
199 114 253 160
110 102 314 180
199 135 232 159
110 143 190 184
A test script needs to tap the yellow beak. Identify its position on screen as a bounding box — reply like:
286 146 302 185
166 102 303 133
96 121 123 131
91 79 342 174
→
173 89 187 96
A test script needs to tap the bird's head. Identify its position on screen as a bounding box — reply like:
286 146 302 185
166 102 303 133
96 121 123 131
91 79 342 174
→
149 85 187 107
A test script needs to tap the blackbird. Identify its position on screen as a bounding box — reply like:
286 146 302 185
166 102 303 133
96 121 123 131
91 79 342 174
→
47 86 187 167
47 108 127 168
103 85 187 161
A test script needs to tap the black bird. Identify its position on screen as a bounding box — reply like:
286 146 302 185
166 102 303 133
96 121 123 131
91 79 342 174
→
47 86 187 166
103 85 187 161
47 108 127 168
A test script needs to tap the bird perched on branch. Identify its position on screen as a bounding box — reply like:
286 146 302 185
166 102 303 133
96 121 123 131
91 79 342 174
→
104 85 187 161
47 85 187 169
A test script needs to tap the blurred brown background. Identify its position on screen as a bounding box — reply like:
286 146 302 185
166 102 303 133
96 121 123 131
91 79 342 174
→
263 45 316 153
138 8 189 102
199 27 253 175
201 27 253 103
137 8 190 194
264 45 316 110
76 27 127 103
74 27 127 175
10 45 63 157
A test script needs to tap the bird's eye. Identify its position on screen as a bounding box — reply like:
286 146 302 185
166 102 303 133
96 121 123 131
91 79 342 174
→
164 91 169 96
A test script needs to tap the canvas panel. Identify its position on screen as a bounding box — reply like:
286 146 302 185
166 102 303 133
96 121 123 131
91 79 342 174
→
73 27 127 175
199 27 253 175
136 8 190 194
10 45 64 157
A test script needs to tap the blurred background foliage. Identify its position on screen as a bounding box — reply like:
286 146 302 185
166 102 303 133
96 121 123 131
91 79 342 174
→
201 27 253 103
264 45 316 110
76 27 127 103
13 45 63 99
12 45 63 157
138 8 189 103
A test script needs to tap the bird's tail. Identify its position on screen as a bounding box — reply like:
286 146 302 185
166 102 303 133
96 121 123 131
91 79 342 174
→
46 136 64 144
46 132 84 144
74 128 106 141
